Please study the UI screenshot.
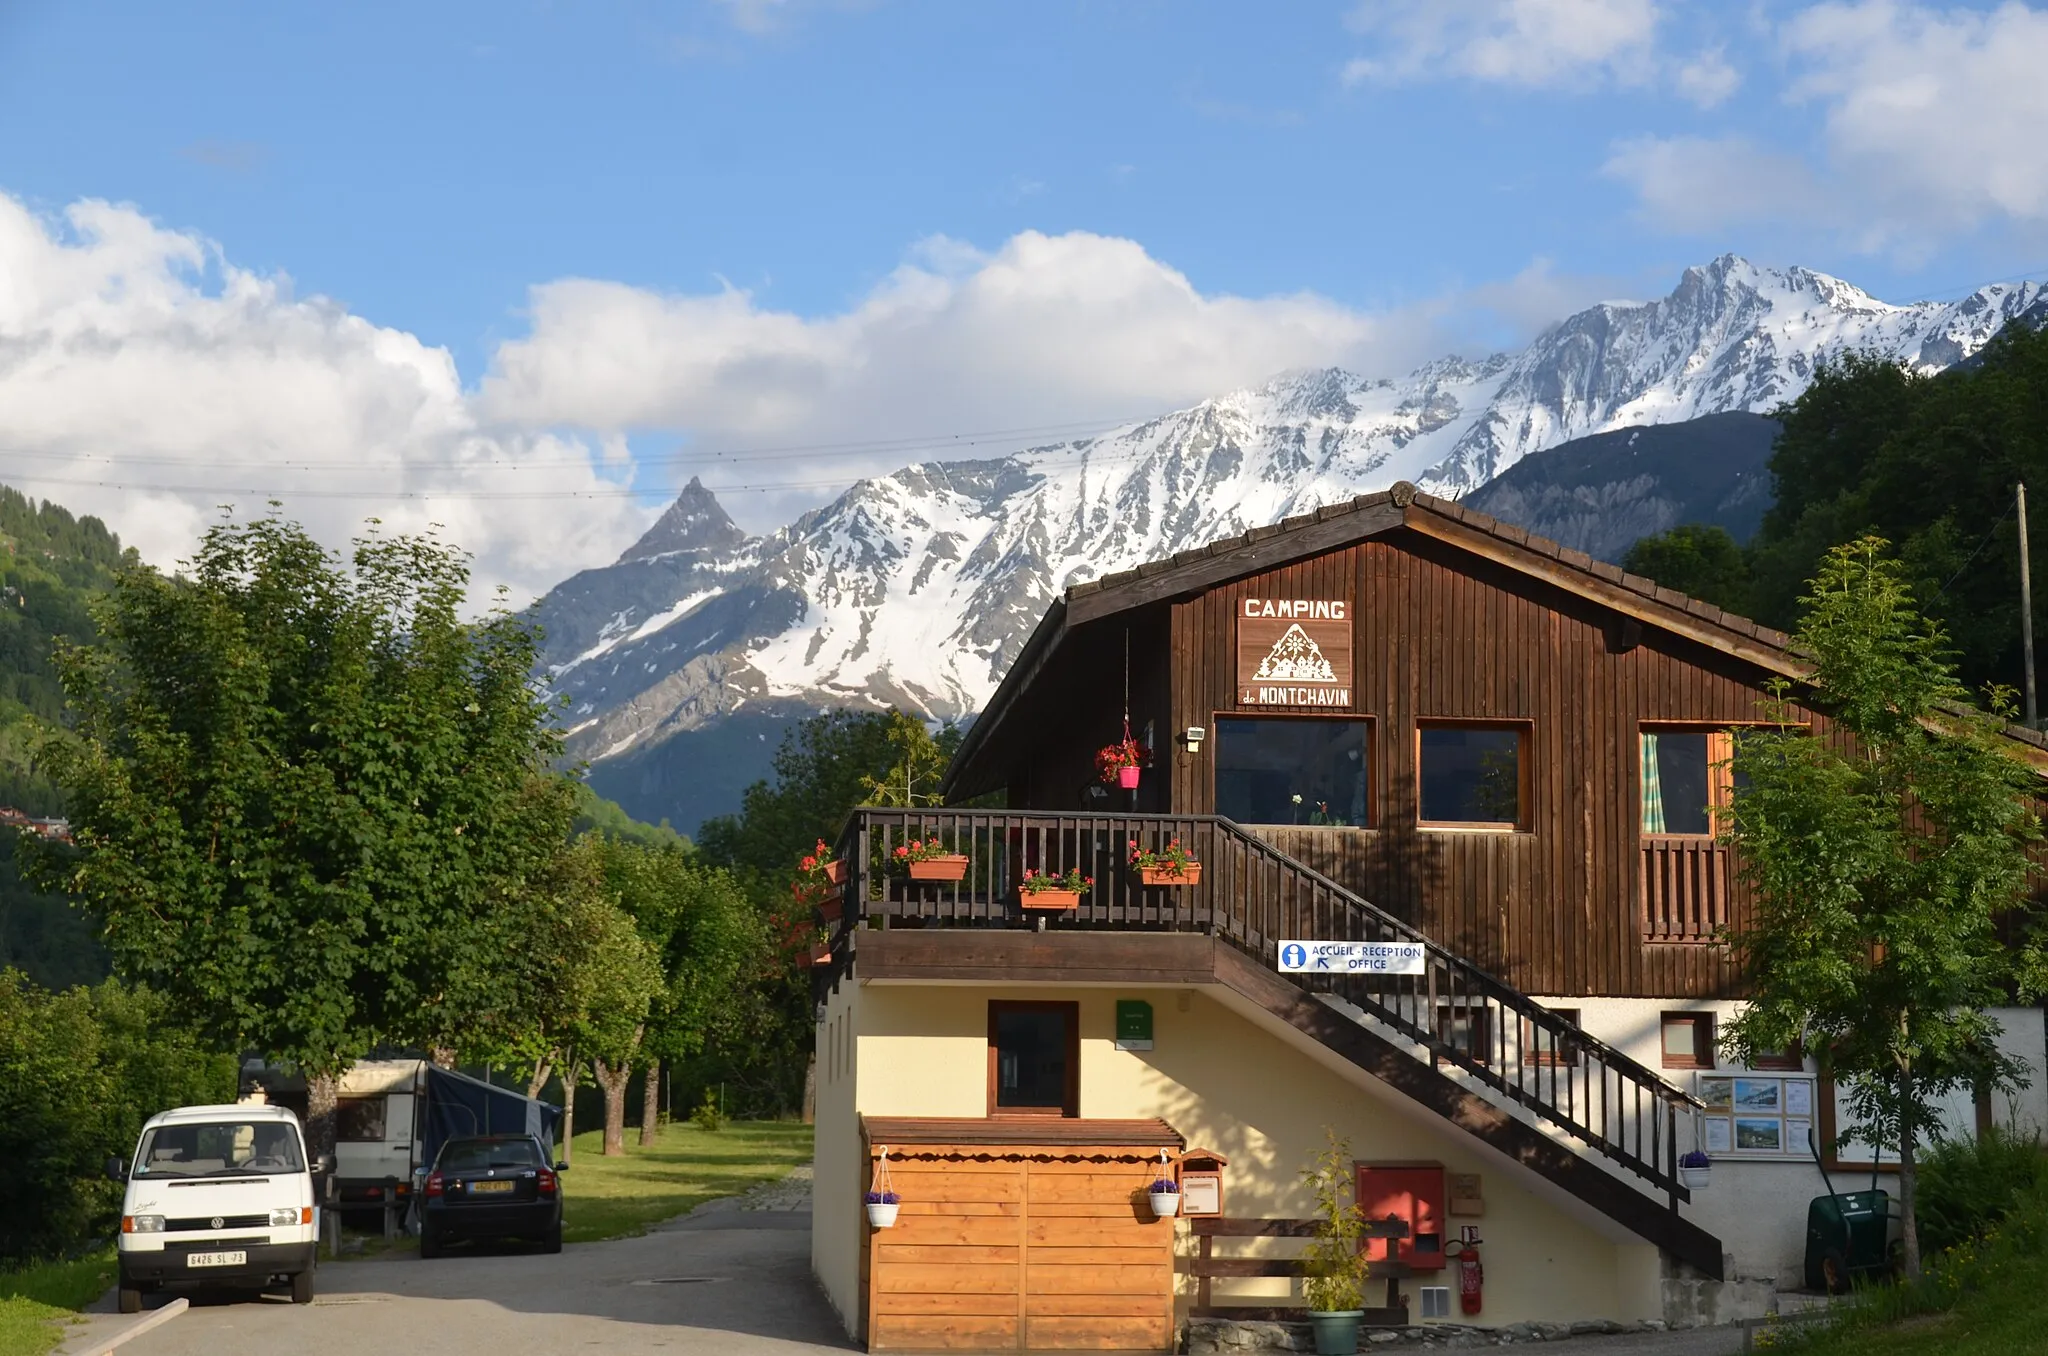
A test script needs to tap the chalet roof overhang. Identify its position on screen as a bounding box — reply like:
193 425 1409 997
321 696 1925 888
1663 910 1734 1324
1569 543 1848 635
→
942 481 2048 798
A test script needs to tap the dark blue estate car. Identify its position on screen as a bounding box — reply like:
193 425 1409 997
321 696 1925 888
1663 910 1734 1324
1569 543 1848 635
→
418 1134 566 1257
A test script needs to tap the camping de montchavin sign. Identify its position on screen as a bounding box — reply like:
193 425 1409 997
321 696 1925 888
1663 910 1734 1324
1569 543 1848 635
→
1236 598 1352 708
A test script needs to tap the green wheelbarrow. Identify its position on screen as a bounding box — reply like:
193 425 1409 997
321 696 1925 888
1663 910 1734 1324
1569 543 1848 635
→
1803 1127 1903 1293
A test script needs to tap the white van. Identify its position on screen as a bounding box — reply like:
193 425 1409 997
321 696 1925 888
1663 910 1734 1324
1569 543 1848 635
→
111 1104 322 1313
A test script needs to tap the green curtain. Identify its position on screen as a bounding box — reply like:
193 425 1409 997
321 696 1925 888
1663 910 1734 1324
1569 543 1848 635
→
1641 733 1666 834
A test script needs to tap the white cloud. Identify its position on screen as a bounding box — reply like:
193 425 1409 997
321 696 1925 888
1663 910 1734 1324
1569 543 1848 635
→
475 230 1485 527
1674 45 1741 107
0 195 651 605
1606 1 2048 251
1343 0 1662 89
1604 135 1826 232
1 193 1617 596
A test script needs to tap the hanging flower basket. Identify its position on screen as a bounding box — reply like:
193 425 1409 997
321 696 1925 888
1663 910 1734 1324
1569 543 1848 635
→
1096 733 1147 787
893 838 969 883
868 1149 901 1227
1129 838 1202 887
1148 1178 1182 1218
1679 1150 1711 1191
1018 867 1092 911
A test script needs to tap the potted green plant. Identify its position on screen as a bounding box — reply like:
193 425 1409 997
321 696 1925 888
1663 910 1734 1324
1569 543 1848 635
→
1128 837 1203 887
892 836 969 883
1096 734 1146 790
1147 1176 1181 1218
1017 867 1092 910
1301 1129 1370 1356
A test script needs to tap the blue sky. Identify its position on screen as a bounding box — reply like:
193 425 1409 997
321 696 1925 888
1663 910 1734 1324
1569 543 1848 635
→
2 0 2045 596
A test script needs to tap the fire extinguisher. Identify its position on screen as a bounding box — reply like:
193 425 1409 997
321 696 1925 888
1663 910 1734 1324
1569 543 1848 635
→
1447 1226 1484 1315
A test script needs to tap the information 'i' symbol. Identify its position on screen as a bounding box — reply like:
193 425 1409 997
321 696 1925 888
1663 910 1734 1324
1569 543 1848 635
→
1281 943 1307 969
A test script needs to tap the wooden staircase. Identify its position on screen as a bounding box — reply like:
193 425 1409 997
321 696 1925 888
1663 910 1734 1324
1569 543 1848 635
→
824 808 1723 1278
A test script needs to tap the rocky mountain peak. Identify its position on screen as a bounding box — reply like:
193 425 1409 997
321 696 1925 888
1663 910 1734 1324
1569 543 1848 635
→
616 476 748 563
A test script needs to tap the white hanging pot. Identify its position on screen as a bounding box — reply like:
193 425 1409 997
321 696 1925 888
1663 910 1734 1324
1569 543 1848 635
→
1149 1190 1181 1218
1679 1165 1711 1191
867 1201 900 1228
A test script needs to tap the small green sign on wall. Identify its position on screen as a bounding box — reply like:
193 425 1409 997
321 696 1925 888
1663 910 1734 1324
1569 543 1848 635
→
1116 999 1154 1051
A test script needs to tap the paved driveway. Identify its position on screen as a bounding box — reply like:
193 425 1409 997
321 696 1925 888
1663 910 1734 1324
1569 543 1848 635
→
69 1205 852 1356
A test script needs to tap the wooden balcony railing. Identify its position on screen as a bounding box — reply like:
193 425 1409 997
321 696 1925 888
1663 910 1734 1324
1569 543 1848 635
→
1640 835 1732 943
827 808 1701 1206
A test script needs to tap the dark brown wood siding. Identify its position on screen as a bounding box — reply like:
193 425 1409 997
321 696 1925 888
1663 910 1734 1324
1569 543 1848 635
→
1009 527 1824 1002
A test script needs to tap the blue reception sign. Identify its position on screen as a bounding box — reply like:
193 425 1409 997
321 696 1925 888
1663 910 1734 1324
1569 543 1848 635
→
1278 941 1427 975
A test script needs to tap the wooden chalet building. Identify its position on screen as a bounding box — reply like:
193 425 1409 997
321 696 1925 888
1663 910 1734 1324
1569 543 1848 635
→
809 482 2048 1352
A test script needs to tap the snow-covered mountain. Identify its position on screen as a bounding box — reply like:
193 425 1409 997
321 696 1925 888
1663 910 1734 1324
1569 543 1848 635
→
533 255 2048 826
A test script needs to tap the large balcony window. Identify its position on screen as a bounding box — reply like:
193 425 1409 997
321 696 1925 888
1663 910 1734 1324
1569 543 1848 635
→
1214 716 1370 827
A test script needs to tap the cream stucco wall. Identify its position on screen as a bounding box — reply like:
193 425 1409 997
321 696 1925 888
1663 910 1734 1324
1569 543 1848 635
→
1535 997 2048 1286
811 978 863 1334
850 980 1663 1328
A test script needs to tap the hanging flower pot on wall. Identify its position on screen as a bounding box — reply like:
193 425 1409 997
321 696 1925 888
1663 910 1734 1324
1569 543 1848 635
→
1018 868 1092 911
1679 1150 1712 1191
893 838 969 883
865 1192 900 1227
1096 734 1147 789
1147 1178 1181 1218
1118 764 1141 790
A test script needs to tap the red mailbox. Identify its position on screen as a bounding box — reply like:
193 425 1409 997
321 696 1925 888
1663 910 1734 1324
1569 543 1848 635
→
1356 1162 1446 1272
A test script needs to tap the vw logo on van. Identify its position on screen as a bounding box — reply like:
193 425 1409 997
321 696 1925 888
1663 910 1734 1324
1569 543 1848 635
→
211 1217 223 1230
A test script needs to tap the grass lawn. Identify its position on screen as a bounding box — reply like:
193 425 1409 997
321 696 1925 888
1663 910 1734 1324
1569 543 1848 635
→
559 1119 812 1244
0 1250 116 1356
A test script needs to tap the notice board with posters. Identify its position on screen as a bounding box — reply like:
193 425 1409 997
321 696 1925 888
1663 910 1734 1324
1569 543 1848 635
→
1235 598 1353 708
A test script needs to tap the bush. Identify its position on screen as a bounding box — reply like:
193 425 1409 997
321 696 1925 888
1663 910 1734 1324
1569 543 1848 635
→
0 971 235 1263
1915 1124 2046 1257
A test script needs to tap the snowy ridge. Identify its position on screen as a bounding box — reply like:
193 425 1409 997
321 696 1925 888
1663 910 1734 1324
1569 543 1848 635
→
531 255 2048 769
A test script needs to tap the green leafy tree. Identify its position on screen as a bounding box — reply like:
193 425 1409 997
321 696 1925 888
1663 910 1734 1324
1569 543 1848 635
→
1621 523 1752 614
0 972 235 1262
23 512 574 1164
1722 536 2047 1280
598 837 760 1148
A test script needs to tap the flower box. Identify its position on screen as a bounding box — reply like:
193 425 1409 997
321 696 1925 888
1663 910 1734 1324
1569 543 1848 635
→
822 859 848 886
1136 862 1202 887
906 854 969 883
1020 888 1082 911
816 895 843 925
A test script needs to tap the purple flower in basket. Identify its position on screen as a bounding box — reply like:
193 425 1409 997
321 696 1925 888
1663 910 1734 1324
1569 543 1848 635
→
865 1190 901 1204
1680 1150 1711 1169
1149 1178 1180 1194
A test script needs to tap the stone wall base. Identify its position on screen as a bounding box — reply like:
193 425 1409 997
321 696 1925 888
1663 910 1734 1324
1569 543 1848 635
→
1187 1317 1672 1352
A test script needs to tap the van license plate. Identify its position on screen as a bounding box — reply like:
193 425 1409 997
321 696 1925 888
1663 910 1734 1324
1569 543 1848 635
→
187 1251 246 1268
470 1181 514 1194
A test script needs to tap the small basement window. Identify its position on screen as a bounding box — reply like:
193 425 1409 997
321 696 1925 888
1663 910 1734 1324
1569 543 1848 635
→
988 1001 1078 1116
1214 717 1370 827
1418 723 1527 829
1521 1008 1582 1068
1661 1012 1717 1070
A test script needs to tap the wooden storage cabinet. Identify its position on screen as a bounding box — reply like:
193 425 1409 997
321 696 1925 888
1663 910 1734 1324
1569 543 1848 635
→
861 1118 1183 1353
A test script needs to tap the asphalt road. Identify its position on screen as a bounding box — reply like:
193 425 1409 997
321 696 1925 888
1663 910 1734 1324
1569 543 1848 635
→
67 1206 852 1356
59 1192 1761 1356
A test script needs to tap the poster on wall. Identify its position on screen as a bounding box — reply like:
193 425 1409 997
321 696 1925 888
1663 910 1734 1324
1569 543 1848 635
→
1697 1072 1815 1160
1236 599 1353 708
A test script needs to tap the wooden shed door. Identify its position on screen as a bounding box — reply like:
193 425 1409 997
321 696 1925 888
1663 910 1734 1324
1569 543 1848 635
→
867 1152 1173 1352
869 1156 1025 1352
1022 1158 1174 1351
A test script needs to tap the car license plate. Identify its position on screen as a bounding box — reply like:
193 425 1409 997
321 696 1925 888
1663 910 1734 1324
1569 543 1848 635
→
470 1180 515 1194
186 1251 246 1268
